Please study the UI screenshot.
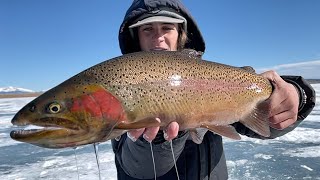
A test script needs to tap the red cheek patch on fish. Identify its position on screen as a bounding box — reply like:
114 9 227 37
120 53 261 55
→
70 89 125 121
92 90 126 121
81 94 102 117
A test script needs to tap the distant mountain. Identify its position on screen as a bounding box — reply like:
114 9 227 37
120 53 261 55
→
0 86 35 94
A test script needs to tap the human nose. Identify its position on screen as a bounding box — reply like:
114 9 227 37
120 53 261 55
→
152 28 164 40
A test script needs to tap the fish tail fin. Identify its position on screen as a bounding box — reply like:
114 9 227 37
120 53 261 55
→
240 106 270 137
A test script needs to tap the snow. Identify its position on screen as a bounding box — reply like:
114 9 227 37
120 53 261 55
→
0 86 34 93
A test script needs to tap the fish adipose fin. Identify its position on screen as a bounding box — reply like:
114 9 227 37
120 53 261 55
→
240 106 271 137
115 117 161 130
190 128 208 144
201 124 241 140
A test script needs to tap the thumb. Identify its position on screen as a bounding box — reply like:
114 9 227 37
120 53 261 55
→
260 70 283 89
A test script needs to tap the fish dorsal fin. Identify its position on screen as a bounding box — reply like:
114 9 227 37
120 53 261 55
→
240 66 256 74
189 128 208 144
239 106 270 137
201 124 241 140
115 117 161 130
180 49 203 58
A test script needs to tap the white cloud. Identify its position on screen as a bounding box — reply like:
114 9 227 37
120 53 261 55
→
255 60 320 79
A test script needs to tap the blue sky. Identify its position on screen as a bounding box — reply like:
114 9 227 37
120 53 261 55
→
1 0 320 91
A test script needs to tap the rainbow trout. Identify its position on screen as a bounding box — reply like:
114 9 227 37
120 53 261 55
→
10 50 272 148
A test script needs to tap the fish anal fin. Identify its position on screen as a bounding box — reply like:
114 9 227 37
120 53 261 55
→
240 106 271 137
115 117 161 130
201 124 241 140
190 128 208 144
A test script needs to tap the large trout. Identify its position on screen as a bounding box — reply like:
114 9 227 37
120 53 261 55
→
10 50 272 148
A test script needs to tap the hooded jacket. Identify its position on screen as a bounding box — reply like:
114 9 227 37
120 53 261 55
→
112 0 316 179
118 0 205 54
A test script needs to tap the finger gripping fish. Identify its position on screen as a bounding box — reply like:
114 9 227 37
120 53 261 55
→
10 50 272 148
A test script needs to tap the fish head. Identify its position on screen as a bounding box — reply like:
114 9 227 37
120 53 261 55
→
10 82 126 149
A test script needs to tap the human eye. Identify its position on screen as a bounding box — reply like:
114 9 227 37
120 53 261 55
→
141 26 153 32
162 24 176 31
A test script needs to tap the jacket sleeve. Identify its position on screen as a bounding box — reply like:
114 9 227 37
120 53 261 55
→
112 131 189 179
234 75 316 139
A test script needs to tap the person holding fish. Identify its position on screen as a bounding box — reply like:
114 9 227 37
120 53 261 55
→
112 0 316 179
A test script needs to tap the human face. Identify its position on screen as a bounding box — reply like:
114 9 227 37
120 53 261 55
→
137 22 179 51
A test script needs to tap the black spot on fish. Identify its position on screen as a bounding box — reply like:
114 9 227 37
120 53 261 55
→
29 105 36 112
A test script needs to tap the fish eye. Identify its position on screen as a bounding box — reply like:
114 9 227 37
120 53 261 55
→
47 102 61 114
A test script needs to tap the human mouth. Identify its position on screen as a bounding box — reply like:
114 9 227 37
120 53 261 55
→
150 47 168 51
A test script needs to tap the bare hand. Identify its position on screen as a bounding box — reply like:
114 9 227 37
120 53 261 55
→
260 70 299 130
127 120 179 142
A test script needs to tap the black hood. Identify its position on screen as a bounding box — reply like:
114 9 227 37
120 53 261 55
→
118 0 205 54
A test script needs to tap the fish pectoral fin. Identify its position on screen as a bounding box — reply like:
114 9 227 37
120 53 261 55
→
201 124 241 140
100 128 126 142
190 128 208 144
115 117 161 130
240 106 271 137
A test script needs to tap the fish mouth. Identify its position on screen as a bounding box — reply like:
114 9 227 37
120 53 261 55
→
10 125 64 139
10 117 79 140
10 116 105 148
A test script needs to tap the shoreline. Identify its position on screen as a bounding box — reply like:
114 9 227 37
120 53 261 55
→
0 92 42 99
